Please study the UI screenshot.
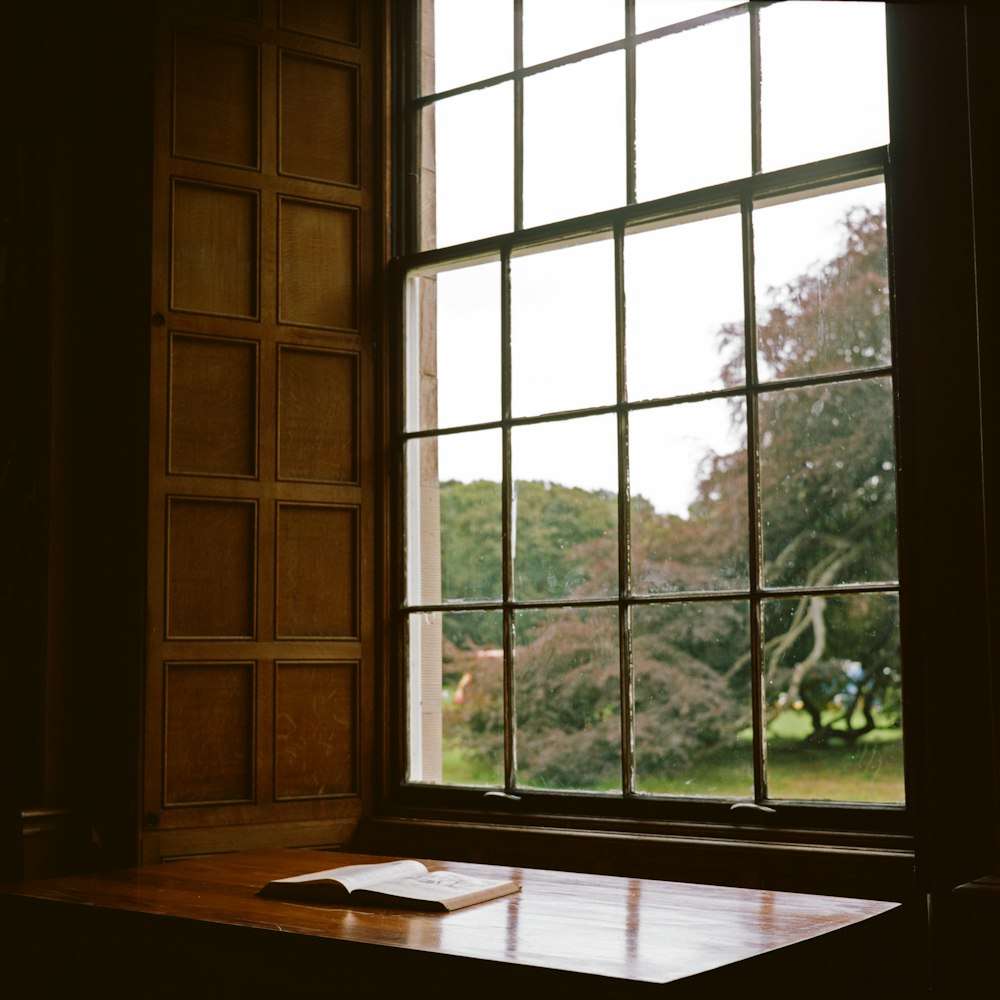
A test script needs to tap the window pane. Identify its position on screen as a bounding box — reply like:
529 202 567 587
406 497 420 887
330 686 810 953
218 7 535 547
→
511 238 616 416
512 415 618 600
758 378 898 589
630 400 749 594
760 1 888 172
426 83 513 249
440 610 505 786
407 430 502 605
635 14 749 203
625 210 744 402
431 0 512 94
634 601 753 796
523 52 624 228
635 1 737 33
515 606 621 792
435 261 502 429
407 610 445 781
441 478 503 604
754 183 890 381
408 609 505 785
522 0 623 66
763 592 902 803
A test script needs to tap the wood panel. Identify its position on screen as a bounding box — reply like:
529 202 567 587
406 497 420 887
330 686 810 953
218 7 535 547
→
278 197 358 330
274 661 356 798
179 0 261 22
171 180 259 318
279 51 357 185
279 0 358 45
173 30 259 168
166 497 257 638
164 662 256 804
275 503 358 639
169 333 258 477
277 345 357 483
145 0 377 856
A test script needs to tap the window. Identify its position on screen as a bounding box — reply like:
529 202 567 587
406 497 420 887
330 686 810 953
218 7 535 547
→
397 1 902 826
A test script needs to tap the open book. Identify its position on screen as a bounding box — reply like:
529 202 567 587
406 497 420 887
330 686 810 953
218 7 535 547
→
257 859 521 912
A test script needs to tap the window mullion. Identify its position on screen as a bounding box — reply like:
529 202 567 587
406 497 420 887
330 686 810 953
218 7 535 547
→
742 193 767 803
615 222 635 795
514 0 524 233
500 247 517 790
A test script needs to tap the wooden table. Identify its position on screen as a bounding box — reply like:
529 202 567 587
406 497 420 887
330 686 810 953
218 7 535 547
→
0 847 902 998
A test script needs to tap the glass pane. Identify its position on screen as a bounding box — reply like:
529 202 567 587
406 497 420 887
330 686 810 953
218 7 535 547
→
635 14 749 203
426 83 513 249
442 482 503 604
759 378 898 588
440 610 505 786
522 0 622 66
511 237 615 416
406 273 435 433
515 606 621 791
523 52 624 228
625 210 745 402
763 592 903 803
407 610 444 781
630 399 749 593
635 1 737 33
406 429 502 605
512 415 618 600
634 601 753 796
431 0 512 94
760 1 888 172
754 182 889 381
435 261 501 429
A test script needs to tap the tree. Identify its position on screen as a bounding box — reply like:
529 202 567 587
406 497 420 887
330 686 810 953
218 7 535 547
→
442 204 901 790
440 478 616 648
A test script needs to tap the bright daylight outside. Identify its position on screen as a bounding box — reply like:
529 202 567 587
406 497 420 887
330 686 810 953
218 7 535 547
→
403 0 901 805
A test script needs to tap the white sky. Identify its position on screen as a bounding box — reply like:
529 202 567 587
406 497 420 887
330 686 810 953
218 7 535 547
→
419 1 889 517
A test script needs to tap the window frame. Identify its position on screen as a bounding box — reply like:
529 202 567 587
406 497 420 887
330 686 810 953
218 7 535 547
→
370 1 996 891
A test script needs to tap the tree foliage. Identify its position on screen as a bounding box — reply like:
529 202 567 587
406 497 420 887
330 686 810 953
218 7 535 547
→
441 204 902 790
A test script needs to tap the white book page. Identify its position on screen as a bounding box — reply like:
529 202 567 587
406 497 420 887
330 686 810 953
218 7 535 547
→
274 859 429 893
362 870 501 902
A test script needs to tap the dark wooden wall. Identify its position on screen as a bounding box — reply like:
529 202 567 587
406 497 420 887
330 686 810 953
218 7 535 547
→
1 0 153 879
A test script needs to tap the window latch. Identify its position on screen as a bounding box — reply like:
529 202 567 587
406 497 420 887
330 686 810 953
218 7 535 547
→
729 802 777 816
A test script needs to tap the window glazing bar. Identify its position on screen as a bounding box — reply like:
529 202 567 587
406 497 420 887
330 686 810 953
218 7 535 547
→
399 148 888 272
500 246 517 790
741 190 768 803
614 220 635 795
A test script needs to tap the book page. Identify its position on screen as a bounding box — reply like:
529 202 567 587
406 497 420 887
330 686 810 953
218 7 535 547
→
358 870 512 904
270 859 429 894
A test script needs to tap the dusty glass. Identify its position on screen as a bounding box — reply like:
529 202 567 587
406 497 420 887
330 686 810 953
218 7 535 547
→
523 52 624 227
633 600 753 796
514 605 621 791
762 592 903 803
512 415 619 600
426 83 513 249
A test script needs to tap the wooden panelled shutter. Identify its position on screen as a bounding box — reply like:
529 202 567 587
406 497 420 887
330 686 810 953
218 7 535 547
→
143 0 377 861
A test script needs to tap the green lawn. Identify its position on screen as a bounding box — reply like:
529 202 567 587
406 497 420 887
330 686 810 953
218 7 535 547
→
441 709 905 804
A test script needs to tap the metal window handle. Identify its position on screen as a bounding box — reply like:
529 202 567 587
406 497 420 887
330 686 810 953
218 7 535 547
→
729 802 777 815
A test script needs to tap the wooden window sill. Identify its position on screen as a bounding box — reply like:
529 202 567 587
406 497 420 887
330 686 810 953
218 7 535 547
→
0 847 904 996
